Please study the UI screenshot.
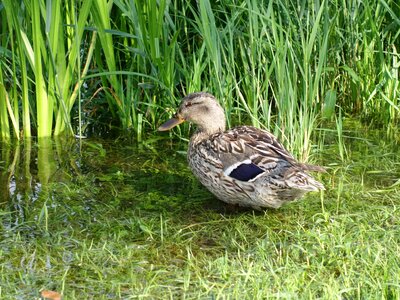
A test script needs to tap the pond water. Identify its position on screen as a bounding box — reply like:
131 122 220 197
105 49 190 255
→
0 136 207 227
0 121 400 298
1 122 398 216
0 123 399 233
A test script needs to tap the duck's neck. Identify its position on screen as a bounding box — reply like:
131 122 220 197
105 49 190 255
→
190 122 226 145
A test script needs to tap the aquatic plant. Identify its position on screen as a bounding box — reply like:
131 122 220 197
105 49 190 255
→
0 122 399 298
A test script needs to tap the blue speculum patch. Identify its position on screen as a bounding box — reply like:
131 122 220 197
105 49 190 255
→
228 163 264 181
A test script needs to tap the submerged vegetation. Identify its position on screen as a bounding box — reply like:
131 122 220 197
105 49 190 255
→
0 122 400 298
0 0 400 298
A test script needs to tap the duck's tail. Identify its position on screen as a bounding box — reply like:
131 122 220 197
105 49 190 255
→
299 163 326 173
284 166 325 191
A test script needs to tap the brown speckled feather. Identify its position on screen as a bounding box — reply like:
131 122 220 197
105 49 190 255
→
188 125 325 209
199 126 297 173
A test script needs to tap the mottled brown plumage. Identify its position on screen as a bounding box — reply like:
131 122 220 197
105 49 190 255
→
159 92 325 209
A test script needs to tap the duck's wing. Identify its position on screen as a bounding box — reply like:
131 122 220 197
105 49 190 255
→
200 126 301 182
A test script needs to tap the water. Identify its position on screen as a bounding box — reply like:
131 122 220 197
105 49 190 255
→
1 124 399 206
1 123 398 231
0 136 219 236
1 122 400 298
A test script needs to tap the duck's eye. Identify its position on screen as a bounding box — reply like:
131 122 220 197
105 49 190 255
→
185 102 192 107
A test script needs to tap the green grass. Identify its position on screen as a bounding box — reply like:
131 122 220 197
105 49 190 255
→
1 122 400 299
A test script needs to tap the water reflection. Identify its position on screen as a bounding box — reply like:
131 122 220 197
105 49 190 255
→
1 138 71 204
0 136 205 230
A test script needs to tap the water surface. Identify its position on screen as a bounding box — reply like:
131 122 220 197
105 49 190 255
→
0 123 399 298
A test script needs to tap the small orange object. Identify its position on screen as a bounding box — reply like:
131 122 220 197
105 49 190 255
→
41 290 62 300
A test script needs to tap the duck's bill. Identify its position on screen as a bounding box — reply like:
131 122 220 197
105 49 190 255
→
158 117 185 131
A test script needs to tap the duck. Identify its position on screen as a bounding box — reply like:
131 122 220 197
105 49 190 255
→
158 92 325 209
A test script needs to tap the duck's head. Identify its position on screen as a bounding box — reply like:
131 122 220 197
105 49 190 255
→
158 92 226 135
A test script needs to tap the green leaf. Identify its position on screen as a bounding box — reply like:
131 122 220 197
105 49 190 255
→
322 90 337 120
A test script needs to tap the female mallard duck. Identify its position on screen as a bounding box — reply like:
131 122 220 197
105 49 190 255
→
159 92 325 209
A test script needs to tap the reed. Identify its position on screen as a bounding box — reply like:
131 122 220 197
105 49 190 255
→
110 0 178 133
327 0 400 125
170 0 334 159
0 0 94 138
0 71 11 140
0 0 398 157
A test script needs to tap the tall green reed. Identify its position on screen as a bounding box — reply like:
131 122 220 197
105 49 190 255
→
0 0 398 154
0 0 94 138
171 0 398 158
0 70 11 140
32 0 52 137
108 0 178 137
2 0 31 138
175 0 333 160
53 0 94 136
328 0 400 126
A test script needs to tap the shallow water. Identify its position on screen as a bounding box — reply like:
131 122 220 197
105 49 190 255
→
0 122 398 226
0 125 400 213
0 135 236 242
1 122 400 298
